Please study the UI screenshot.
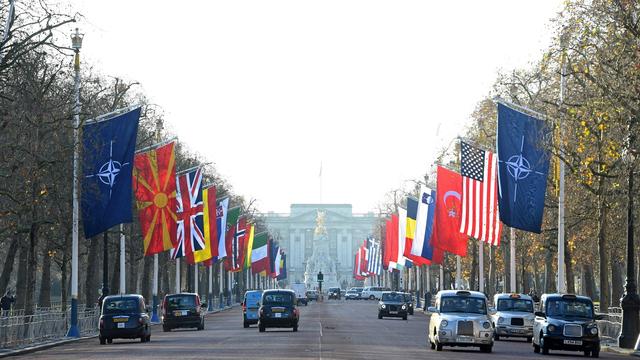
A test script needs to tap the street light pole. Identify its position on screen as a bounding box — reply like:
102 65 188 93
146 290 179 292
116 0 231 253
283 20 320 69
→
67 27 83 338
619 129 639 349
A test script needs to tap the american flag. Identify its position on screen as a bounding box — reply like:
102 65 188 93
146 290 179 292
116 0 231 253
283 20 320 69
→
459 141 503 245
171 168 205 259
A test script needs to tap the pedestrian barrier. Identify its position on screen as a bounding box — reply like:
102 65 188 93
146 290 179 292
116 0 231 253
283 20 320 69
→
0 307 100 349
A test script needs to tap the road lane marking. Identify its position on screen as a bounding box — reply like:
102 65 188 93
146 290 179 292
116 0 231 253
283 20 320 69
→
318 321 323 360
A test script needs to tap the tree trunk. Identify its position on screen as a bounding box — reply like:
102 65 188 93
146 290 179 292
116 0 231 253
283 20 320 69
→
544 237 555 293
85 236 99 306
0 234 19 296
141 255 153 301
14 239 28 311
583 264 596 299
60 253 68 314
24 222 40 316
565 237 575 294
489 245 496 296
597 196 610 310
127 227 137 293
110 239 120 295
611 260 624 307
38 244 52 308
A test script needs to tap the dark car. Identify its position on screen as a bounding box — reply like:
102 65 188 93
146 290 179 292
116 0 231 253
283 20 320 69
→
243 290 263 328
402 292 414 315
328 287 341 300
258 289 299 332
532 294 602 357
161 293 206 332
378 291 408 320
99 294 151 344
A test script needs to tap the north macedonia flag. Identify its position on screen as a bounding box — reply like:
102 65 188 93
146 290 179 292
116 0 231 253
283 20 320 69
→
133 141 178 256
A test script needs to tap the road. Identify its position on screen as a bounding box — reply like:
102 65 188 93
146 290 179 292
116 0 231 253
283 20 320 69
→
14 300 629 360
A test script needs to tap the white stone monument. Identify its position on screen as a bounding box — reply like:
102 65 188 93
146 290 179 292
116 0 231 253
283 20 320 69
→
304 210 339 290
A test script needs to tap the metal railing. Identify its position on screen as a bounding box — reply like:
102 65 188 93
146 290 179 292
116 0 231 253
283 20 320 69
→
0 306 100 349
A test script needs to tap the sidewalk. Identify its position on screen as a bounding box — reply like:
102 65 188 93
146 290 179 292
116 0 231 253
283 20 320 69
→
601 344 640 357
0 304 237 358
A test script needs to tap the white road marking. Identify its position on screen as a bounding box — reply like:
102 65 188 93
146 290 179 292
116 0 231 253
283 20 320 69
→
318 321 323 360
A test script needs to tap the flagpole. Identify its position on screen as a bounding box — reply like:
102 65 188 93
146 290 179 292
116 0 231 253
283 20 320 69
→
479 241 484 293
175 258 180 293
151 118 163 323
557 41 568 295
67 28 83 338
510 227 517 293
194 263 199 295
119 224 126 294
219 263 224 309
439 265 444 291
426 266 431 293
207 265 213 311
456 255 461 290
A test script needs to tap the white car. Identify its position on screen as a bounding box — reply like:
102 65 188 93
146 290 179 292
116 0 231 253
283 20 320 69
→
491 293 534 342
360 286 391 300
428 290 494 353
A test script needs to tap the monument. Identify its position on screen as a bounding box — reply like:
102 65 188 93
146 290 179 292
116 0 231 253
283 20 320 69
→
304 210 339 289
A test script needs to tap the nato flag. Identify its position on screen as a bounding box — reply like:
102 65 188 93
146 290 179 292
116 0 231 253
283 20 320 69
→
497 103 550 233
82 108 140 238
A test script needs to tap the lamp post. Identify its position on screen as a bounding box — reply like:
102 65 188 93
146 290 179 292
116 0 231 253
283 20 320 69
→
66 27 83 338
619 127 640 349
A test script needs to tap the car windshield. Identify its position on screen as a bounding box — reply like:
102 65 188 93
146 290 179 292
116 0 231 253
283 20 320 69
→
166 295 196 310
440 296 487 314
103 298 138 314
497 298 534 312
381 293 404 302
263 293 293 305
546 298 593 318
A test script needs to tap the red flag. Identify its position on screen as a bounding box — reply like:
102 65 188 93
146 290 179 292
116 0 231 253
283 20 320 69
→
225 217 248 272
132 142 177 256
433 166 468 257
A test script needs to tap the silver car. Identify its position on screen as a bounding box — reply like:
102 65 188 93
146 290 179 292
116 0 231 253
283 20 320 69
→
491 293 535 342
428 290 494 353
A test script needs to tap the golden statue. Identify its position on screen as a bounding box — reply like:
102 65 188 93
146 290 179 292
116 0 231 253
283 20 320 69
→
314 209 327 236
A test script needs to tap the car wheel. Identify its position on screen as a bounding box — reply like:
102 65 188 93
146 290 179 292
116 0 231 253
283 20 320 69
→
369 295 375 300
495 334 500 341
99 336 106 345
533 342 540 353
540 336 549 355
527 336 532 343
140 336 146 343
259 324 265 332
146 335 151 342
480 345 492 353
402 315 407 321
163 325 170 332
243 322 249 328
436 341 443 351
293 325 298 332
430 338 435 350
378 312 383 319
591 350 600 358
584 350 591 357
107 338 113 344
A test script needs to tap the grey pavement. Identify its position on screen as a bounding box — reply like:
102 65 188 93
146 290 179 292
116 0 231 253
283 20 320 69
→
6 300 633 360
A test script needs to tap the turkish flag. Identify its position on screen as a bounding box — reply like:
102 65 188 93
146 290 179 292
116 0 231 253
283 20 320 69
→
433 166 468 257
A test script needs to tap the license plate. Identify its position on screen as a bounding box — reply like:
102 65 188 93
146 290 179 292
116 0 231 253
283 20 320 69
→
457 336 474 343
511 329 524 334
113 317 128 323
564 339 582 345
389 311 397 314
275 313 281 318
117 323 125 329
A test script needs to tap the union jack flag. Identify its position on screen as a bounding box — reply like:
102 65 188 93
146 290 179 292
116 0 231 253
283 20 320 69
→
171 168 205 260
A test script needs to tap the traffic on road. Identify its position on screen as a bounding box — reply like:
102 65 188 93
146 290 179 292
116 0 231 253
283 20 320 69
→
12 288 627 360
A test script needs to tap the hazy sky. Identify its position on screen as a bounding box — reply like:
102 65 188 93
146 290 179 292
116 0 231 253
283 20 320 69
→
66 0 562 214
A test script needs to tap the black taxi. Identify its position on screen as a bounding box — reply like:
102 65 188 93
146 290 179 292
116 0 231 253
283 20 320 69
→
161 293 206 331
378 291 408 320
99 294 151 344
532 294 602 357
258 289 299 332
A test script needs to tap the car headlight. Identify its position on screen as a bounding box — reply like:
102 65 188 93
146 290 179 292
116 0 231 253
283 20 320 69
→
482 321 491 329
547 325 556 332
381 305 386 309
497 317 505 324
590 327 598 335
402 305 407 310
440 320 448 328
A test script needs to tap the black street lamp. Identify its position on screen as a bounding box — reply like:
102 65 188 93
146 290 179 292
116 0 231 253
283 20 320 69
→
619 128 640 349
